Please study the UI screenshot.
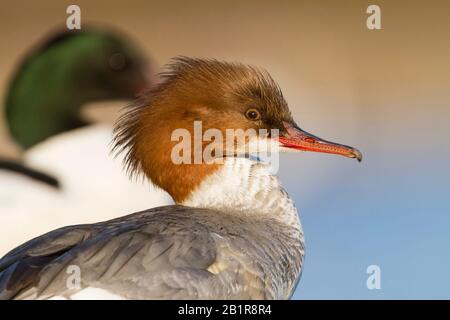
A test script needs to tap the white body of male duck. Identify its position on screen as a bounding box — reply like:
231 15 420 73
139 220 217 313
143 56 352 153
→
0 58 361 299
0 124 172 257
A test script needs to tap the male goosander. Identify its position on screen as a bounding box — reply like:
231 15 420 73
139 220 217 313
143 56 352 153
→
0 29 171 256
0 57 361 299
5 28 149 150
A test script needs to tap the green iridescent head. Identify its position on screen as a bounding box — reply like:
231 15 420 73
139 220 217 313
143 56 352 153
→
5 28 152 149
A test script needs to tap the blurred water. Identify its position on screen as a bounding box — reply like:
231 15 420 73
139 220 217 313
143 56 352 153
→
283 137 450 299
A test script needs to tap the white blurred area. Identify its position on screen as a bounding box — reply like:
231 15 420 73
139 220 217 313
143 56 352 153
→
0 124 172 256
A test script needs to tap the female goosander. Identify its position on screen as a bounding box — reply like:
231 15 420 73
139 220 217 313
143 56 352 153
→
0 29 171 256
0 58 361 299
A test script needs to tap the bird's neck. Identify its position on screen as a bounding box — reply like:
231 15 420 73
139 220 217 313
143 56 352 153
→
181 157 301 230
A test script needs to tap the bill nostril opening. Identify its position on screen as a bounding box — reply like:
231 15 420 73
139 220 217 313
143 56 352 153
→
304 137 316 144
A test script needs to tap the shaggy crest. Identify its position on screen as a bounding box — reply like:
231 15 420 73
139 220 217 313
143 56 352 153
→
113 57 290 182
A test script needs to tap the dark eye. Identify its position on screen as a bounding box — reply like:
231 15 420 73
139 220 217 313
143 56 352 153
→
245 108 261 121
109 53 127 71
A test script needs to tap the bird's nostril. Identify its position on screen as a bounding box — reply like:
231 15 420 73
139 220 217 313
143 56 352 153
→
304 137 316 144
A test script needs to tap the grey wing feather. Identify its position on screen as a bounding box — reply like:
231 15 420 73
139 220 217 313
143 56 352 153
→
0 226 94 299
0 206 231 300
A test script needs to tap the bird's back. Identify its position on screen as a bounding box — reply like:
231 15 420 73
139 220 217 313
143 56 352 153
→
0 205 303 300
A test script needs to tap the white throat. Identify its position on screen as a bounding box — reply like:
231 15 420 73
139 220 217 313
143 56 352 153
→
181 157 301 229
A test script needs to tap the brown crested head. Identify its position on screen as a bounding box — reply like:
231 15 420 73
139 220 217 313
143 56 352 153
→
113 57 362 203
113 57 293 202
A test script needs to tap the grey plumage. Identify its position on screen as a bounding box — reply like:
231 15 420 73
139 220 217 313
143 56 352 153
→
0 58 343 300
0 205 303 299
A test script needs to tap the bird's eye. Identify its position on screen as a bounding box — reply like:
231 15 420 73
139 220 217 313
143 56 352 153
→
109 53 127 71
245 108 261 121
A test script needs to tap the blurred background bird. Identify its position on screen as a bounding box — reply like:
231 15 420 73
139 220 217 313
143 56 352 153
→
0 28 171 256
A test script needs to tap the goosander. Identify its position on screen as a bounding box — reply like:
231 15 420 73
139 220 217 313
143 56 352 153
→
5 28 149 149
0 57 361 299
0 29 171 256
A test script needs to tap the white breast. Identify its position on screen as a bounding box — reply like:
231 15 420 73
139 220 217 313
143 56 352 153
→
182 157 302 229
47 288 126 300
